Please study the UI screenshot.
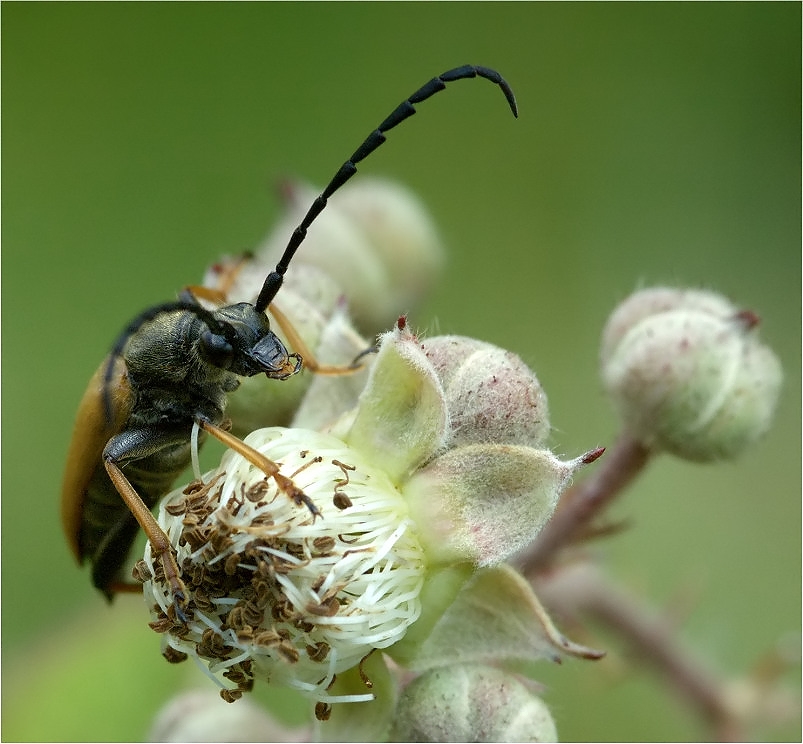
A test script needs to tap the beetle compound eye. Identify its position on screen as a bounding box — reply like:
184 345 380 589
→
199 330 235 370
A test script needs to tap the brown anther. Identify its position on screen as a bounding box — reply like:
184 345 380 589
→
181 513 200 527
226 605 245 630
271 599 295 622
276 641 300 664
236 625 255 642
224 490 245 517
249 513 276 528
240 676 254 693
132 559 153 583
224 552 241 576
191 590 213 613
162 646 188 664
165 500 188 516
223 668 247 685
284 542 305 561
242 600 264 627
315 702 332 721
184 526 213 552
245 480 271 502
254 629 282 647
255 559 273 579
270 555 296 575
220 689 242 704
332 459 356 477
152 561 166 583
185 562 207 587
306 641 331 663
306 596 340 617
312 535 336 554
148 615 173 634
251 580 273 610
333 492 353 510
182 479 205 496
210 531 234 554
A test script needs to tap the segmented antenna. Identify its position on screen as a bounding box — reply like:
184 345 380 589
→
101 66 517 425
254 65 518 313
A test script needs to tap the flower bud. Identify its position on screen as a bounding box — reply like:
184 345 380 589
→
257 177 444 335
601 287 782 461
388 664 558 743
149 689 309 742
422 335 550 448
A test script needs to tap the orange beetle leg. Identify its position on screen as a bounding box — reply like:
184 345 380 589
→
267 300 372 375
104 459 189 619
197 418 321 519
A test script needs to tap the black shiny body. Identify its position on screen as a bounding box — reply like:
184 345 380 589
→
65 302 298 595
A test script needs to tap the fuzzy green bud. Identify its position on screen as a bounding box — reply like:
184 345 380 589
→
601 287 782 461
388 664 558 743
149 690 309 742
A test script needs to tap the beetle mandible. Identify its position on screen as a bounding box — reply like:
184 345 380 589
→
61 65 518 616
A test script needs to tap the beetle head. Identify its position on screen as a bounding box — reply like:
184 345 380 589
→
200 302 301 380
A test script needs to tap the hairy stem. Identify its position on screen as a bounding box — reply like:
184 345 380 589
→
533 562 745 741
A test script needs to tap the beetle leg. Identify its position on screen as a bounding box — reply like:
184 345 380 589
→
183 252 256 307
197 418 321 519
268 300 373 375
103 458 189 621
180 284 228 307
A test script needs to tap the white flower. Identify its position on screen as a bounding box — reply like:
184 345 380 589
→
142 427 425 706
140 320 603 733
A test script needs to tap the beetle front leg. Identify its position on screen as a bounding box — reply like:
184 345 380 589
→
268 301 373 375
197 417 321 519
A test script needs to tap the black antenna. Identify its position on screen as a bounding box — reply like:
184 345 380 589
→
254 65 518 313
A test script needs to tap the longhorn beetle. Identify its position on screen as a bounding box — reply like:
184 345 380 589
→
61 65 518 616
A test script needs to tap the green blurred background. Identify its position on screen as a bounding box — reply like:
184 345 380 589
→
3 3 799 741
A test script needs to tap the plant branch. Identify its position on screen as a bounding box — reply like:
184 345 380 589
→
532 561 792 742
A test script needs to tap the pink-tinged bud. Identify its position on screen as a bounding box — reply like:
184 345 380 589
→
601 287 782 461
422 335 550 448
388 664 558 743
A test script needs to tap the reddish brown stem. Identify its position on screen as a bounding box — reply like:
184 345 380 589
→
533 563 745 741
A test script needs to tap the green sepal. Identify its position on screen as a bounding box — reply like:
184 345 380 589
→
341 324 448 485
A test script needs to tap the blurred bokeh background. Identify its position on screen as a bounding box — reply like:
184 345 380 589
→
3 4 799 741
